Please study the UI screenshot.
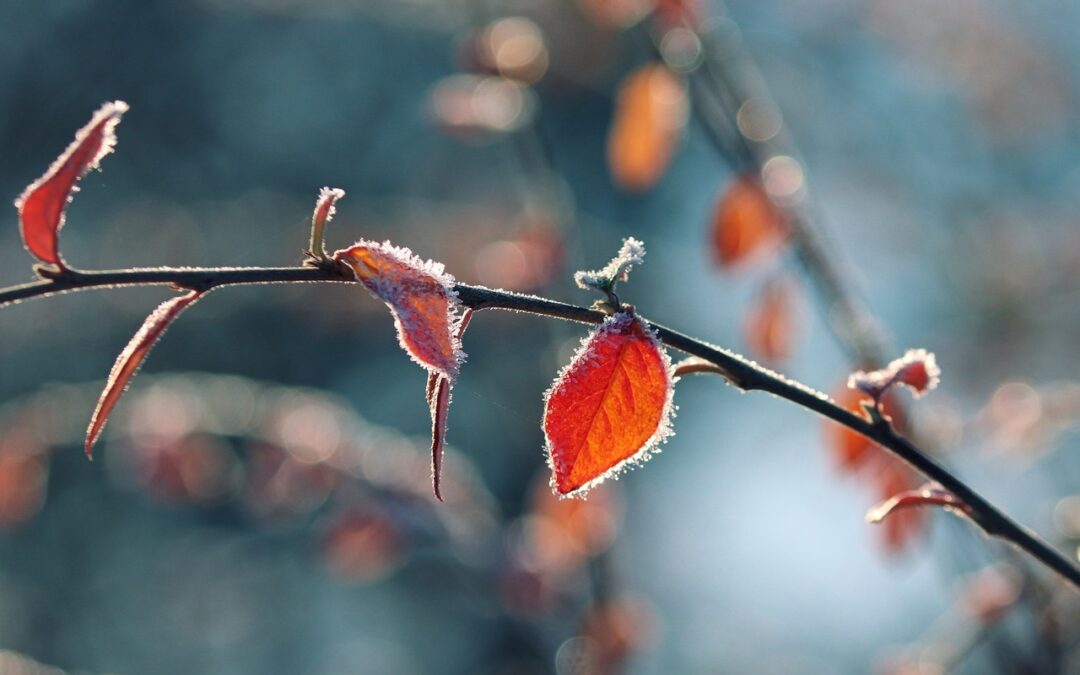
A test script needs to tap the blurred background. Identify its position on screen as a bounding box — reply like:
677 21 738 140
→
1 0 1079 673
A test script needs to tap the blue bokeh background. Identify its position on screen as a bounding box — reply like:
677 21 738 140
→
1 1 1078 673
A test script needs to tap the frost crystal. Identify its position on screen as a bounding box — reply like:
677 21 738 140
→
574 237 646 291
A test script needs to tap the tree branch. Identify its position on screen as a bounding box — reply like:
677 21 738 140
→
1 265 1077 587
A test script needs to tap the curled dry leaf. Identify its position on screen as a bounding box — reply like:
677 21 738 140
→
866 481 969 526
543 310 675 497
428 308 474 502
743 277 801 364
85 290 203 458
334 240 465 382
15 101 129 268
710 174 786 268
607 63 687 192
309 187 345 258
671 356 726 378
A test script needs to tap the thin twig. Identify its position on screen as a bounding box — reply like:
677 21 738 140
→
1 265 1077 586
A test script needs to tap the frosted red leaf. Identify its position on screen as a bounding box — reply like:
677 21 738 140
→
85 290 203 458
743 277 800 364
848 348 941 401
607 64 687 192
15 101 129 267
334 240 465 382
710 174 787 268
543 311 675 497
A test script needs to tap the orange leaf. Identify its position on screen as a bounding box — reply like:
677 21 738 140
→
15 101 128 267
743 277 800 364
825 383 905 472
543 310 674 497
85 290 203 458
606 64 687 192
334 240 465 382
710 174 786 268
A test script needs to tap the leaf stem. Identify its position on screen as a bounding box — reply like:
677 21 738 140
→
0 264 1076 586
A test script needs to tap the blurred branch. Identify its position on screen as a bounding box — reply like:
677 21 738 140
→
687 18 889 366
0 263 1077 587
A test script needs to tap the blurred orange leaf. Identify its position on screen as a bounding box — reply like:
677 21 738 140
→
710 174 786 268
825 383 905 472
321 510 404 583
579 595 657 673
543 310 674 497
85 290 203 458
743 277 801 364
606 63 687 192
653 0 701 30
15 101 128 268
526 473 621 574
335 240 465 382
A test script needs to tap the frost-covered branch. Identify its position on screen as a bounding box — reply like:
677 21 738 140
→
1 263 1077 587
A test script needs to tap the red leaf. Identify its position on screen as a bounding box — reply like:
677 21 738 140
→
543 310 674 497
15 101 129 267
85 290 203 458
743 277 800 364
334 240 465 382
607 64 687 192
849 348 941 401
710 174 786 268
